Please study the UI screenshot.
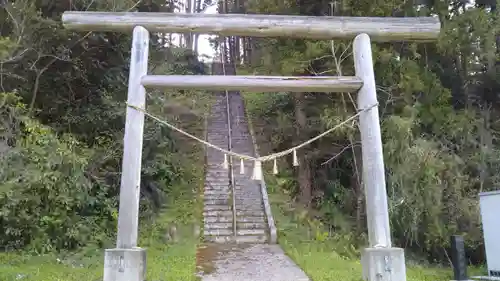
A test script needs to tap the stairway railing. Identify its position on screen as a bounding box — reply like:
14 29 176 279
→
220 57 237 240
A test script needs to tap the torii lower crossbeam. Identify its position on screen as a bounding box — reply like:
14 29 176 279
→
60 10 441 281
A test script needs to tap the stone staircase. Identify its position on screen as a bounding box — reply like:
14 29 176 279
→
229 87 269 243
202 62 269 244
203 91 233 243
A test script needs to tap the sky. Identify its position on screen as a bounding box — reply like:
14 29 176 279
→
197 4 218 61
169 3 217 61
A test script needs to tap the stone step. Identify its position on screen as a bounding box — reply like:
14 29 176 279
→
203 205 231 212
203 234 268 244
204 222 233 229
236 210 266 217
204 188 232 193
203 209 266 218
234 193 262 198
205 189 242 194
203 202 264 211
237 228 266 236
204 183 231 187
236 206 265 212
206 144 226 148
237 222 267 229
205 139 227 142
206 164 228 169
204 189 231 195
205 178 231 183
204 228 233 236
202 235 233 243
233 187 261 191
203 210 233 217
203 88 272 246
203 196 231 202
204 198 263 206
236 216 266 223
233 196 262 201
204 216 233 223
204 190 230 196
204 181 231 185
203 228 266 237
203 222 267 230
204 185 231 190
203 200 263 206
203 196 231 201
206 168 229 174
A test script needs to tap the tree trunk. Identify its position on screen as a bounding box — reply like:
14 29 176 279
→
351 144 364 233
293 92 312 206
479 106 492 192
185 0 193 50
232 0 240 64
193 0 202 54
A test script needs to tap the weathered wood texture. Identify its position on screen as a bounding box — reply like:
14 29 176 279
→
62 12 440 42
116 26 149 249
141 75 363 92
353 33 392 249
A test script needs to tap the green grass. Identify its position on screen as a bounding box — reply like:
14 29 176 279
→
266 177 484 281
0 183 202 281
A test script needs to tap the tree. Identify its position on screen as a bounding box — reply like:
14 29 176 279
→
239 0 500 262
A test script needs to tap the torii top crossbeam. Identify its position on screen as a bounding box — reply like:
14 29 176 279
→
62 12 440 42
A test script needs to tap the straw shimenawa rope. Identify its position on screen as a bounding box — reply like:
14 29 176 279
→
127 102 378 175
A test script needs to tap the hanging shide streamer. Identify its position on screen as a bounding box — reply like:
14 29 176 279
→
240 158 245 174
252 160 263 181
128 102 377 182
273 158 278 175
293 149 299 166
223 153 229 169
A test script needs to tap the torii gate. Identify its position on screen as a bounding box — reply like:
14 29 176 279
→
61 11 440 281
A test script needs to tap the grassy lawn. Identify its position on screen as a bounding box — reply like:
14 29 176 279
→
266 176 484 281
0 182 202 281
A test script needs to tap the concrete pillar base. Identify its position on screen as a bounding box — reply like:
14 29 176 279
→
103 247 146 281
361 247 406 281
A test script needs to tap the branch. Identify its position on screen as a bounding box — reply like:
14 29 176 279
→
321 142 360 165
27 0 143 114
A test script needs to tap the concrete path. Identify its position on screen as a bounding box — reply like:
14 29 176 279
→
196 243 310 281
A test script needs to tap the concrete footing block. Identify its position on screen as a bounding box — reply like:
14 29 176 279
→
103 247 146 281
361 247 406 281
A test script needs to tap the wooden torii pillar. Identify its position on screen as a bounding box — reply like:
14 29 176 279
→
62 11 440 281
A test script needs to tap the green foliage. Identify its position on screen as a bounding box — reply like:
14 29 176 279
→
267 180 485 280
0 92 116 253
242 0 500 264
0 0 210 256
0 180 203 281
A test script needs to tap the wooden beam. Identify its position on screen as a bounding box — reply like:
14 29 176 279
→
140 75 363 93
62 12 440 42
115 26 149 250
354 33 392 249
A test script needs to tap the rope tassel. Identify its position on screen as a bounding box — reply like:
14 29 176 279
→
293 149 299 166
240 158 245 174
222 154 229 169
251 160 263 181
273 158 278 175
